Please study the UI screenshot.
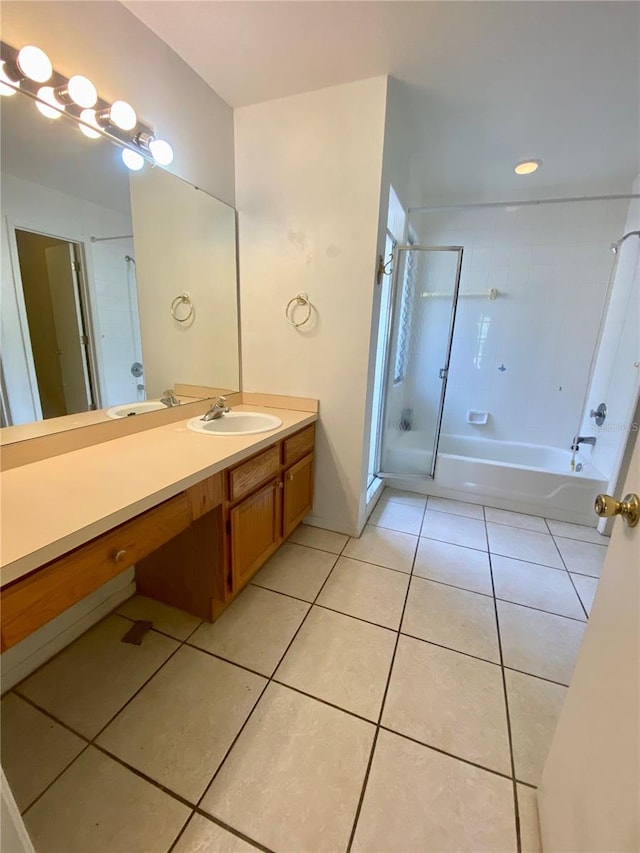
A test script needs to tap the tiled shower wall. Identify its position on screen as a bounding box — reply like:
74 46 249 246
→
408 199 629 450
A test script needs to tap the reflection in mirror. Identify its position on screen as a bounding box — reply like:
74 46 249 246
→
0 85 239 440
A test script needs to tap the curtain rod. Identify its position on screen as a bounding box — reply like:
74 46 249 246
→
410 193 640 214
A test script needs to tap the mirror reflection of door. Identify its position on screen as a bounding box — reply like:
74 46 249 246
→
14 229 96 418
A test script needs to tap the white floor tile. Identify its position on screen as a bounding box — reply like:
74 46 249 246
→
570 573 598 616
554 536 607 578
487 524 563 569
316 556 409 630
426 496 484 519
506 670 567 786
485 507 548 533
117 595 202 641
251 542 337 601
16 615 179 738
23 747 190 853
422 510 488 551
498 601 586 684
201 683 374 853
1 693 85 812
189 585 309 675
492 555 585 620
287 524 348 554
343 525 418 573
275 606 396 720
369 500 424 535
517 784 542 853
383 488 427 509
546 519 607 544
414 537 493 595
173 815 259 853
97 646 266 802
351 729 517 852
402 577 500 663
383 636 510 774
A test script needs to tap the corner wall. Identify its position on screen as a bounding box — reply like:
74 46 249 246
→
235 77 388 535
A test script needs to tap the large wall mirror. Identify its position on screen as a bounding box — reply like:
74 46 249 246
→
0 84 240 442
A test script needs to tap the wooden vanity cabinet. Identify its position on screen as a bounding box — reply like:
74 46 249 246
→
0 422 316 649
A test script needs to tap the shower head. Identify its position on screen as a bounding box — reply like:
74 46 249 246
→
611 230 640 254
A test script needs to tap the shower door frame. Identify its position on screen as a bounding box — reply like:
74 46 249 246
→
373 243 464 481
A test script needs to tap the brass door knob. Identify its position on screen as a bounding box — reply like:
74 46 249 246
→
594 493 639 527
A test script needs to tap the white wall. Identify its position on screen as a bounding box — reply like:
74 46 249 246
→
581 185 640 482
1 173 138 424
405 198 629 452
1 1 235 206
236 77 388 535
129 167 239 396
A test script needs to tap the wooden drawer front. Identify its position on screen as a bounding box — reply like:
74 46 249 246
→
283 425 315 466
187 472 224 521
283 453 314 538
1 493 191 651
228 445 280 503
230 480 281 593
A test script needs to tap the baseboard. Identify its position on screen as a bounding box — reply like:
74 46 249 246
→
1 569 135 692
302 512 359 538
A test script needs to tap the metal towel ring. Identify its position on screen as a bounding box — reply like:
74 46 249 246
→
285 292 313 328
171 292 194 323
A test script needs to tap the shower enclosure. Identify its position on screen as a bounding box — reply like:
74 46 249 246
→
370 195 640 524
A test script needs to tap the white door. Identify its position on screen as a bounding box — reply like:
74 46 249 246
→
45 244 93 414
538 432 639 851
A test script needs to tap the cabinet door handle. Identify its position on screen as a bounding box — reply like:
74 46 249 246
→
278 482 284 489
113 549 128 563
288 473 294 481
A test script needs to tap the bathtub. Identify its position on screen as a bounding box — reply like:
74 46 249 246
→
383 432 607 526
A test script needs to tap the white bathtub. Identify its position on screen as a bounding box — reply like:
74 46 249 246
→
383 431 607 526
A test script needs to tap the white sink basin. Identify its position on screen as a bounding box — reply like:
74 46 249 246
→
106 401 169 419
187 412 283 436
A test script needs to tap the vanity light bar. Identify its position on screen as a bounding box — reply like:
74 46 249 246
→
0 41 174 170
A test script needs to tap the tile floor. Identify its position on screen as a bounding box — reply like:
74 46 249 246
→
2 491 608 852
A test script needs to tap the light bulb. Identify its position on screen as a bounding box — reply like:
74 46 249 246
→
109 100 137 130
122 148 144 171
67 75 97 108
79 109 101 139
148 138 174 165
35 86 63 119
514 159 542 176
0 62 18 96
17 45 52 83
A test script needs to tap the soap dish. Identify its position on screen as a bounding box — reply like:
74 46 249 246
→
467 410 489 425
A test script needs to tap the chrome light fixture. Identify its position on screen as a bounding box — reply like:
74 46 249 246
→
0 40 175 172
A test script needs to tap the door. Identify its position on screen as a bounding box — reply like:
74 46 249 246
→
45 243 95 414
229 480 281 593
375 245 463 479
538 431 639 850
283 453 314 538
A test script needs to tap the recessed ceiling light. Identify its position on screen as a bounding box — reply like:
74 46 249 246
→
514 159 542 175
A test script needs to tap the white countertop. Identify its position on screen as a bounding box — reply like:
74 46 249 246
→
1 404 316 586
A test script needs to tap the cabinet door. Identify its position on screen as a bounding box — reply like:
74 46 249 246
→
230 479 281 593
283 453 314 539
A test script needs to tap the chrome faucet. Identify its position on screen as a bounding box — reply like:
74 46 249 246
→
571 435 597 450
160 389 180 407
201 396 230 421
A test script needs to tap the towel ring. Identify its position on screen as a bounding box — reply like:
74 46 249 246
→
285 292 313 328
171 293 194 323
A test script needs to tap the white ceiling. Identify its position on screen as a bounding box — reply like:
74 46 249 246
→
125 1 640 202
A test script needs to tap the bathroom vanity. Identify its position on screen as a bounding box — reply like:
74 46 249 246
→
0 399 317 652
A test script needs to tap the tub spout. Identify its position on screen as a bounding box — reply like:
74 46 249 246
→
571 435 596 451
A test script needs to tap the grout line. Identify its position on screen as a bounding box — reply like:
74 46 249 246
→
377 726 513 782
482 505 522 853
345 524 421 852
545 518 592 620
186 532 353 837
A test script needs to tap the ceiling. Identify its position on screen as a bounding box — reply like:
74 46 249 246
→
124 1 640 203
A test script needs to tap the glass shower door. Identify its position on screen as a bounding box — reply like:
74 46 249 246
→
374 245 463 479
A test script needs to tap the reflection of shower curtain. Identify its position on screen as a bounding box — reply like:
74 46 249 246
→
125 255 144 400
394 242 416 384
